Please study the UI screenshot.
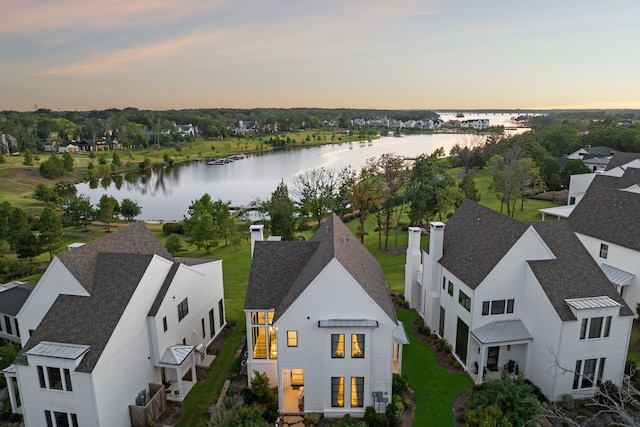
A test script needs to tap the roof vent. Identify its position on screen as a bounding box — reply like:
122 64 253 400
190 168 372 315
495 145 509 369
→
477 218 481 225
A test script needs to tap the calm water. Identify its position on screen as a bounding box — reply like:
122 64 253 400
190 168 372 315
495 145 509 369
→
76 126 524 221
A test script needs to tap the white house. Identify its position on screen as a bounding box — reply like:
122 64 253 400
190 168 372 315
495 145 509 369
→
244 214 408 417
568 167 640 319
4 222 226 427
405 200 633 401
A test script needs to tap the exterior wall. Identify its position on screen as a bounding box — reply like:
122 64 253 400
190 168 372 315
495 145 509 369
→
17 258 89 347
92 255 173 427
16 354 98 427
274 260 396 416
0 314 21 343
575 233 640 316
568 173 596 205
438 269 471 365
149 260 226 365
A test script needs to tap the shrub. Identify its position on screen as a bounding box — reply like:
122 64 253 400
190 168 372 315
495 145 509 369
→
162 222 185 235
306 412 322 425
392 373 409 395
560 394 574 411
463 405 512 427
392 394 405 411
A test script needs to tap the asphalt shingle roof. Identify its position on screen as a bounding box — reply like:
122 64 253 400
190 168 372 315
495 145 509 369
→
0 283 35 316
245 213 396 323
14 222 175 372
605 152 640 171
569 168 640 252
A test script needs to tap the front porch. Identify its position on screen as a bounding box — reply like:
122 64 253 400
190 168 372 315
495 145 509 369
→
282 385 305 413
165 379 196 402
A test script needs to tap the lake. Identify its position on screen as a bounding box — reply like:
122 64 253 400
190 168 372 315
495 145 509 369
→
76 125 525 221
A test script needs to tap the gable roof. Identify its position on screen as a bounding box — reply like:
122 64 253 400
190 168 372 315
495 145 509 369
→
15 223 175 372
0 282 35 316
528 221 632 321
569 168 640 252
245 213 396 323
439 200 529 289
605 152 640 171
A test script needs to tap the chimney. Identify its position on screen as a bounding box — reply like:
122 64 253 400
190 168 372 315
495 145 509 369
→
429 222 445 261
249 224 264 258
404 227 422 309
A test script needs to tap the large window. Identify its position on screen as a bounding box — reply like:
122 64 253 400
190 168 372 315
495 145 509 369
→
482 299 515 316
351 334 364 358
37 366 72 392
455 317 469 365
458 290 471 311
351 377 364 407
447 281 454 296
177 298 189 322
218 299 225 327
331 377 344 407
45 410 78 427
331 334 345 358
580 316 612 340
4 316 12 335
162 316 167 332
439 307 445 337
573 358 606 389
250 310 276 359
600 244 608 259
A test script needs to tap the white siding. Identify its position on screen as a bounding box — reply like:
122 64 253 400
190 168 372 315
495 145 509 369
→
274 259 396 416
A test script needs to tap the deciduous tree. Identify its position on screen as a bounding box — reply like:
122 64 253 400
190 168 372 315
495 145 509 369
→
96 194 119 231
265 181 296 240
292 167 336 226
120 198 141 221
37 206 63 260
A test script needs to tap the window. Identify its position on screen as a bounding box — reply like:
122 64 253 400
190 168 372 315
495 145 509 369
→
331 377 344 407
209 309 215 338
14 319 19 338
600 244 608 259
331 334 345 358
268 326 277 359
177 298 189 322
580 316 611 340
458 290 471 311
38 366 72 392
45 410 53 427
250 311 276 359
162 316 167 332
218 299 224 327
287 331 298 347
482 301 490 316
490 300 505 315
573 358 606 389
47 367 63 390
4 316 12 335
482 299 514 316
201 318 206 339
447 281 454 296
351 377 364 407
439 307 445 337
442 276 446 290
455 317 469 365
52 411 78 427
351 334 364 358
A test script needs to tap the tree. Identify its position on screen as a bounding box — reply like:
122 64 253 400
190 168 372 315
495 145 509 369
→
561 159 590 189
165 234 183 256
12 229 41 260
292 167 337 226
210 199 233 246
39 154 65 179
265 181 296 240
346 164 381 244
369 154 407 250
0 152 5 164
32 183 59 204
63 194 94 230
111 151 122 168
450 134 485 173
184 196 218 254
120 198 141 221
405 152 448 226
459 174 481 202
62 151 74 173
435 185 464 220
37 206 63 261
22 149 34 167
96 194 119 231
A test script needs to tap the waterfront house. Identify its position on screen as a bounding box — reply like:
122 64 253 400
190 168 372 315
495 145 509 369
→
245 214 408 416
4 222 226 427
405 200 633 400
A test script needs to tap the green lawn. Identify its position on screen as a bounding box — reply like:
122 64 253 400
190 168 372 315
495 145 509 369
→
397 310 473 426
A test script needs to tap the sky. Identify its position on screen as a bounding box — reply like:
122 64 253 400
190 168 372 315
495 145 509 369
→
1 0 639 112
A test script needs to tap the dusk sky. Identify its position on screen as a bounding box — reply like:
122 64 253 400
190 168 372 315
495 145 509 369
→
2 0 639 112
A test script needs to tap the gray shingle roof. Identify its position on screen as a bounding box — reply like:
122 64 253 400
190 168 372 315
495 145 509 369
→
0 283 35 316
14 222 175 372
605 152 640 171
569 168 640 252
439 200 529 289
529 221 633 321
245 213 396 323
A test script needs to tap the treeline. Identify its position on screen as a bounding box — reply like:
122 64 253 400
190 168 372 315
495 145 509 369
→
0 107 439 153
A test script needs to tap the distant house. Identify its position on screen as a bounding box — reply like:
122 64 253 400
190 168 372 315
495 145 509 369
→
564 146 620 173
176 124 197 136
245 215 408 416
4 223 226 427
405 200 633 401
0 281 35 343
0 134 18 155
57 140 80 153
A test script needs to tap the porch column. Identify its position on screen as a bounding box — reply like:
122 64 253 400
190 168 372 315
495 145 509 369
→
191 352 197 384
176 367 183 397
477 345 487 385
5 375 18 412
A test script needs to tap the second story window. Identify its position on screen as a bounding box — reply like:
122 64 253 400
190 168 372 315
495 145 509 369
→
287 331 298 347
458 290 471 312
331 334 345 358
580 316 611 340
37 366 72 392
177 298 189 322
351 334 364 358
599 244 608 259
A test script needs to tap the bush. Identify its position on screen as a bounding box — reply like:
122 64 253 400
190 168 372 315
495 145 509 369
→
463 405 512 427
560 394 574 411
162 222 185 235
331 414 366 427
392 394 405 411
306 412 322 425
392 373 409 395
249 371 277 406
